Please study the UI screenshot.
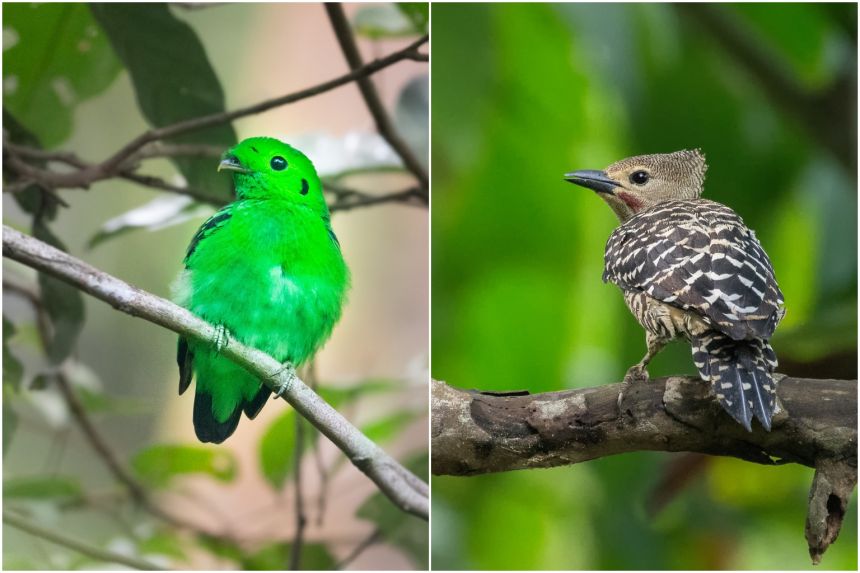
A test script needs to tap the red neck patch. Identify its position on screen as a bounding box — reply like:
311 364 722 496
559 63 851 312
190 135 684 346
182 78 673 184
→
617 191 644 213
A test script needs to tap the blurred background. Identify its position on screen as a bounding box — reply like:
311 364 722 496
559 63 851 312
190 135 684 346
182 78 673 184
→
431 3 856 570
4 3 427 569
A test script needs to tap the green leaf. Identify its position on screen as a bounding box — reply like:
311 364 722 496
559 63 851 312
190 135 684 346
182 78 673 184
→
3 475 83 502
131 444 237 488
138 529 188 561
88 195 214 249
90 4 236 197
31 219 85 364
356 454 428 568
240 542 336 570
316 378 402 409
362 411 419 444
258 409 315 490
2 111 63 221
398 3 430 34
2 3 122 147
353 5 421 39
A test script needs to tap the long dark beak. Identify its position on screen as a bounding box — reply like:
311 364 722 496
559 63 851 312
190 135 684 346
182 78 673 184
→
564 169 620 194
218 154 252 174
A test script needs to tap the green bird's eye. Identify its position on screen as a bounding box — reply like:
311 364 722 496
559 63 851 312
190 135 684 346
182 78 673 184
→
270 156 288 171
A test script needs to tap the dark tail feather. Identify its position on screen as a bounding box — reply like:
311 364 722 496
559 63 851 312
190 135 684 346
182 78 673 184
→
193 391 241 444
177 337 193 395
243 386 271 419
691 333 777 432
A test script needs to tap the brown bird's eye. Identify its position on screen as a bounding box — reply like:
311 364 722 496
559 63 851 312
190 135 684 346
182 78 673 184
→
270 156 287 171
630 170 649 185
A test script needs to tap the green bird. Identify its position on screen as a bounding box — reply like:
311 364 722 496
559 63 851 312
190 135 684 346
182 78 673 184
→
173 137 349 443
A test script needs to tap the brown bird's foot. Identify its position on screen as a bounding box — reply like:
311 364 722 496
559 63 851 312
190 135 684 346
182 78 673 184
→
270 362 297 399
618 365 650 409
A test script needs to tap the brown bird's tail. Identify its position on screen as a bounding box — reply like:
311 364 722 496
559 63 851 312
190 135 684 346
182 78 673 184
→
691 332 778 432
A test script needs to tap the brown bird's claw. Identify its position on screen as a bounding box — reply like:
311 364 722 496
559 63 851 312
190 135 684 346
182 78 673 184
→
618 365 650 409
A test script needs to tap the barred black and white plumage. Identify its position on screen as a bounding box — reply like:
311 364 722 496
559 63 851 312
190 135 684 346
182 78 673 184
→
605 199 784 430
566 150 785 431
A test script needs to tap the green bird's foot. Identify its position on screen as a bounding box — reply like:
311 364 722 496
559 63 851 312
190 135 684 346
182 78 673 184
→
271 362 298 399
212 324 229 354
618 364 649 410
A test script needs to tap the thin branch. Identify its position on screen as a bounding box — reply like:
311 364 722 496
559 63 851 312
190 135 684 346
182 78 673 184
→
289 413 307 570
325 4 429 198
335 527 383 570
3 509 165 571
6 139 424 213
97 35 428 182
2 225 429 520
432 377 857 563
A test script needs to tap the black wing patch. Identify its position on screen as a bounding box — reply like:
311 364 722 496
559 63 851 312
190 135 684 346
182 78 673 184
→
184 207 233 266
177 337 193 395
603 199 784 340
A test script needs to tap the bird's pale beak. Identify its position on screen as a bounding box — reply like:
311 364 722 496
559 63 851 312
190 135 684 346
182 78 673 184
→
564 169 620 194
218 155 252 174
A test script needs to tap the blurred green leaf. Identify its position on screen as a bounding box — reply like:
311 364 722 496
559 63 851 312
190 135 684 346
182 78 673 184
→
242 542 335 570
259 408 317 490
357 454 428 568
361 411 418 444
2 3 122 147
31 219 85 364
398 3 429 34
138 529 188 561
90 4 236 197
3 475 83 502
88 195 213 249
316 379 402 409
353 5 421 39
131 444 237 488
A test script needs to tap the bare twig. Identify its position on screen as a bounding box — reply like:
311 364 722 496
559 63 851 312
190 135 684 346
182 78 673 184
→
3 225 429 520
335 527 383 570
325 4 429 198
289 414 307 570
3 509 165 570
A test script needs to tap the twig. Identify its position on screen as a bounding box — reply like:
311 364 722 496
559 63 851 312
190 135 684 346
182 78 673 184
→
2 225 429 520
3 509 165 570
335 527 383 570
325 4 429 198
289 414 307 570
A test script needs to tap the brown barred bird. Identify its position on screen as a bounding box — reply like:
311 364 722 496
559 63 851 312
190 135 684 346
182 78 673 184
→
565 149 785 431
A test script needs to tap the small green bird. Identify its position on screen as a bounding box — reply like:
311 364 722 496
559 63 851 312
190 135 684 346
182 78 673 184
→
173 137 349 443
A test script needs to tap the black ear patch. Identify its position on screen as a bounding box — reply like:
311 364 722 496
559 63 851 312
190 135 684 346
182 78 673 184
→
300 178 309 195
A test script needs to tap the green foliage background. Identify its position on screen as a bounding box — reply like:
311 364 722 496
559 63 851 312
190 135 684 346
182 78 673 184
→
431 3 857 570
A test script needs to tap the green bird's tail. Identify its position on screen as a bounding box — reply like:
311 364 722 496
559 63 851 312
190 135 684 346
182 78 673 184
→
178 338 271 443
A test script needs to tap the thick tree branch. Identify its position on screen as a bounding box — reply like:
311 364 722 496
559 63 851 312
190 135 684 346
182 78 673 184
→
3 225 428 520
3 509 164 570
325 4 429 198
432 377 857 562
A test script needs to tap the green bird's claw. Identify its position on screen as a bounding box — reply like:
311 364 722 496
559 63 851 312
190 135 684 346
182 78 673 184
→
272 362 298 399
212 324 229 354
